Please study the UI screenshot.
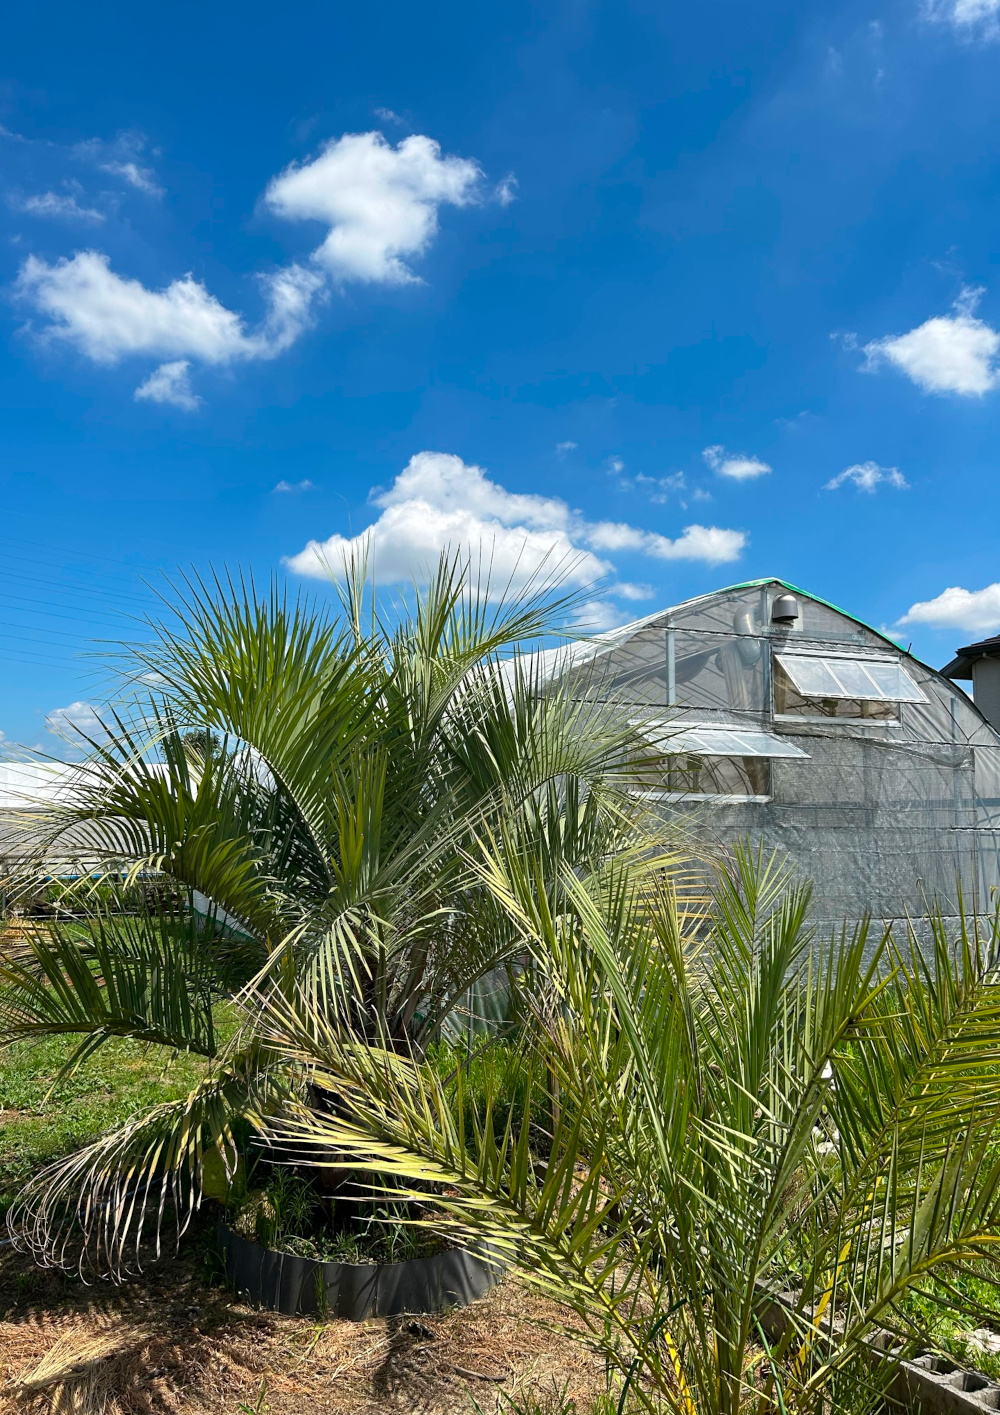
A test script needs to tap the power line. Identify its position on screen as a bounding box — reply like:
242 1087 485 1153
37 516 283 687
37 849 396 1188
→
0 600 145 632
0 526 172 573
0 647 93 671
0 565 159 609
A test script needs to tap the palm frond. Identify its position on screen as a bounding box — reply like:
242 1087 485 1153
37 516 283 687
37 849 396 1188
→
247 847 1000 1415
5 1052 283 1279
0 903 234 1067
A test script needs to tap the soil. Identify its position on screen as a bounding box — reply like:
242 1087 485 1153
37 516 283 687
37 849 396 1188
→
0 1222 606 1415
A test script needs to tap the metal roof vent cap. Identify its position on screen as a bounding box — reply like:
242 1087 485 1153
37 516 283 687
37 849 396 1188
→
772 593 799 624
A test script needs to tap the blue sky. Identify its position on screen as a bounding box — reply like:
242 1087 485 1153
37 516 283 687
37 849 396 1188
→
3 0 1000 751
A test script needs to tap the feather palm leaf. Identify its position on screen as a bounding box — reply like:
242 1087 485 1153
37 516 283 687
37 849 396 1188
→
254 843 1000 1415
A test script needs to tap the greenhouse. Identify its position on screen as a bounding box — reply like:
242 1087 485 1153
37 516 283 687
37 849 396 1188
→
549 577 1000 927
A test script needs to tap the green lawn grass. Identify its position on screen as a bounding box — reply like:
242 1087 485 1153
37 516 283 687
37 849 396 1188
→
0 1031 212 1216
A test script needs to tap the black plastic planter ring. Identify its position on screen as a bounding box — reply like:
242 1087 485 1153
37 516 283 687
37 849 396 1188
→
218 1221 503 1319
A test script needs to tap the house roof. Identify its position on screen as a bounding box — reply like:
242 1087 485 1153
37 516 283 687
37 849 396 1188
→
941 635 1000 682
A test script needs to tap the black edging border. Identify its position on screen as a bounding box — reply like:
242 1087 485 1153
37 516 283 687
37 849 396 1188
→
218 1220 503 1320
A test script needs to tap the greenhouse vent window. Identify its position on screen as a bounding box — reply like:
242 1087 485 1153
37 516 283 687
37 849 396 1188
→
773 652 926 721
628 721 809 802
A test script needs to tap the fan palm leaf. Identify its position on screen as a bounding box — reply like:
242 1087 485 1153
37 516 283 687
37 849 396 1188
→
2 549 677 1275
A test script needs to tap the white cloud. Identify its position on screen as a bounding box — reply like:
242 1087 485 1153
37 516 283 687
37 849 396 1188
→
134 360 201 410
635 471 686 504
274 478 314 493
825 460 908 492
257 262 328 353
924 0 1000 38
0 125 162 197
264 132 483 284
585 520 746 562
285 451 746 590
73 131 163 195
666 525 745 560
46 700 104 738
702 444 772 480
611 582 655 601
13 190 105 222
495 174 518 206
19 251 245 364
288 498 603 590
13 128 489 406
555 440 577 455
100 159 162 195
376 450 573 530
863 288 1000 395
572 600 635 632
16 251 324 391
898 584 1000 633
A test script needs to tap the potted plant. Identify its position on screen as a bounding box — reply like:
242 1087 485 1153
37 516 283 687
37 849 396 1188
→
216 1163 500 1317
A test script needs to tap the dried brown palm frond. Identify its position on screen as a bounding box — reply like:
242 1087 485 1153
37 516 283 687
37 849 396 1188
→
12 1318 146 1415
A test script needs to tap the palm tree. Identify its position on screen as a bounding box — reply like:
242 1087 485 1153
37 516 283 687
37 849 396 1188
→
1 553 665 1278
255 843 1000 1415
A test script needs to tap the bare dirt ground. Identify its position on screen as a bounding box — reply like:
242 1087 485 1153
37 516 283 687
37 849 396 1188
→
0 1232 606 1415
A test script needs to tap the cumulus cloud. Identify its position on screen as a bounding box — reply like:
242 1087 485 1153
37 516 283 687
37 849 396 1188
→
898 584 1000 633
134 360 201 410
924 0 1000 39
555 441 577 455
264 131 483 284
585 520 746 562
46 700 104 739
285 451 746 592
863 288 1000 395
14 128 492 406
274 478 314 493
16 250 324 400
17 251 245 364
825 460 909 492
258 262 328 352
13 190 105 222
702 445 772 480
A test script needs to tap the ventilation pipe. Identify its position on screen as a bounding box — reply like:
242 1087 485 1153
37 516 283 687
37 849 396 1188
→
771 593 799 625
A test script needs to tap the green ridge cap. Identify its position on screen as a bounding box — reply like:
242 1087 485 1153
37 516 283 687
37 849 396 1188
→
721 576 927 670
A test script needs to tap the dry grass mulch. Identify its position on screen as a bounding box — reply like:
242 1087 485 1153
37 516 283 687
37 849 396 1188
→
0 1235 606 1415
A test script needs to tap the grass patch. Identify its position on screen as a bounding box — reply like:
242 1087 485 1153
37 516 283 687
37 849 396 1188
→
899 1269 1000 1377
0 1030 216 1217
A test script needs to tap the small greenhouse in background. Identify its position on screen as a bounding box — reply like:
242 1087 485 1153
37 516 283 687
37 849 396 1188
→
546 578 1000 929
4 576 1000 936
